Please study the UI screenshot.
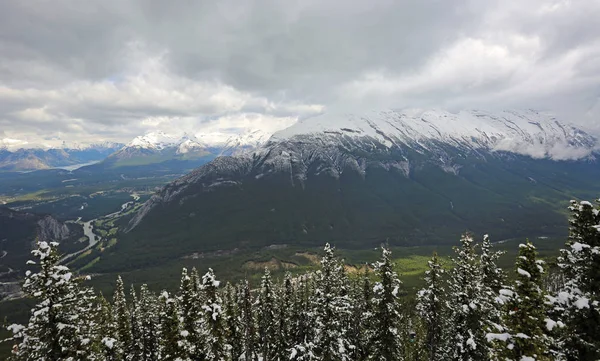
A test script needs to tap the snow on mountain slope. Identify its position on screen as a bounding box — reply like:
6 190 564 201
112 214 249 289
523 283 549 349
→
218 129 272 155
63 141 125 151
128 131 180 150
125 129 271 155
273 109 597 160
127 109 599 231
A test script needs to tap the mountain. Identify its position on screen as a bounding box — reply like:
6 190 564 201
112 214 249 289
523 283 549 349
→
201 129 273 156
102 131 213 168
103 129 271 168
0 143 124 172
92 109 600 272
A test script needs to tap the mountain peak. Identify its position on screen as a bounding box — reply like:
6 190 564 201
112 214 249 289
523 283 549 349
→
273 109 597 161
128 131 179 150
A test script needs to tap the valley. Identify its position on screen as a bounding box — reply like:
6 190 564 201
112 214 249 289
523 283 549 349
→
1 109 599 359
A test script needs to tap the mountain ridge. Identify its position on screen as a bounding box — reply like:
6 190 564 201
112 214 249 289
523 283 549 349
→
123 109 600 238
0 144 124 172
272 109 598 160
104 129 273 168
83 109 600 273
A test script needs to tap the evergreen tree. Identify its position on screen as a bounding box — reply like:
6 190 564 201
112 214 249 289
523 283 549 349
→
553 200 600 361
309 243 353 361
179 268 202 360
368 246 403 361
238 280 257 361
224 282 243 361
479 234 506 345
447 234 489 361
98 293 120 361
201 268 226 361
158 291 189 361
275 273 294 359
138 284 160 361
350 266 374 361
488 241 553 360
6 241 99 361
257 268 278 361
400 309 426 361
292 274 313 347
129 285 144 361
112 276 132 361
480 235 505 293
75 283 103 360
417 252 448 361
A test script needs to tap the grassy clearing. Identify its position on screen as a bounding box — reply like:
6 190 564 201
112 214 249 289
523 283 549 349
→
81 257 101 272
84 236 565 298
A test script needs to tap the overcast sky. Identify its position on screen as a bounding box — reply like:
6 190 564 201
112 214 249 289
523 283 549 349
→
1 0 599 148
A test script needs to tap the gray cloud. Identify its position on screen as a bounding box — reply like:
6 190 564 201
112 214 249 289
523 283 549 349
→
0 0 599 147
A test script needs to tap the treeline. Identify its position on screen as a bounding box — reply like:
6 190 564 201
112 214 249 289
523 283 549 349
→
3 200 600 361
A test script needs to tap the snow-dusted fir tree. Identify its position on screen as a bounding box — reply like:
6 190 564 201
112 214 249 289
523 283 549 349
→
292 244 353 361
200 268 226 361
76 283 104 360
158 291 190 361
349 267 374 361
138 284 160 360
237 279 257 361
129 285 144 361
112 276 132 359
480 235 505 293
292 274 313 347
98 293 120 360
257 268 278 361
553 200 600 361
224 282 243 361
179 268 202 359
313 244 353 361
275 273 294 358
447 234 489 361
416 252 448 361
479 235 506 350
488 241 553 360
368 246 404 361
7 241 100 361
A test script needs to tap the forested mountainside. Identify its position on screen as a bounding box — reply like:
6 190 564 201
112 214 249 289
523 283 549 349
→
4 198 600 361
0 207 82 274
89 110 600 273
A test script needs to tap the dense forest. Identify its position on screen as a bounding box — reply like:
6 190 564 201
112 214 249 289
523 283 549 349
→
3 200 600 361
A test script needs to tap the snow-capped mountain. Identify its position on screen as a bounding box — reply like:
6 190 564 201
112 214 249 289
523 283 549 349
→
127 131 180 150
176 137 204 155
63 141 125 151
0 143 123 171
217 129 273 156
106 129 274 167
125 131 206 154
272 109 597 161
126 109 600 247
160 109 598 188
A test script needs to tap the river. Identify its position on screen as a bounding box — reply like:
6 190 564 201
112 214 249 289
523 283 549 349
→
60 197 136 263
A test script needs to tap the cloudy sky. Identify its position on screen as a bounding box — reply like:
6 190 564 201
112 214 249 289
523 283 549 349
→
1 0 599 148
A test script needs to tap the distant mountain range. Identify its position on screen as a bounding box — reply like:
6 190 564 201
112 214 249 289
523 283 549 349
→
0 143 124 172
100 129 271 168
92 109 600 272
0 129 272 172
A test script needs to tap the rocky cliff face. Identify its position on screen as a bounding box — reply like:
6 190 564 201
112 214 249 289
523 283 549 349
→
0 208 77 300
37 215 71 242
